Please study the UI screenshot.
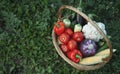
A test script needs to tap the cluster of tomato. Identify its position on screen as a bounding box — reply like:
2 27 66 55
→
54 20 84 63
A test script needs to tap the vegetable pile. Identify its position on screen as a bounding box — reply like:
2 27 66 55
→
53 14 114 65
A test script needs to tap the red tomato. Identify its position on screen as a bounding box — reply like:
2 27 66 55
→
65 28 73 36
67 39 77 50
73 32 84 42
60 44 70 53
53 21 65 35
59 33 70 44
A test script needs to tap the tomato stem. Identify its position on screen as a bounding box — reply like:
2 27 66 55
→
55 23 60 28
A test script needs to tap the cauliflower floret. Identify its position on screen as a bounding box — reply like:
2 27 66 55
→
97 22 105 30
82 22 107 42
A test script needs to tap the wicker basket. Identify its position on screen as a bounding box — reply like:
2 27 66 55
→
52 5 113 70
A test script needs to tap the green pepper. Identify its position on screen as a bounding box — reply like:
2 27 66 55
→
74 24 82 32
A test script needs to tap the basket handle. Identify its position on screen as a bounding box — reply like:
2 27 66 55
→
57 5 112 62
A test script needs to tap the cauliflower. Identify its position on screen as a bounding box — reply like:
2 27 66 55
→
82 22 107 42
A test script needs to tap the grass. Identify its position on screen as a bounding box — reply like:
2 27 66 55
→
0 0 120 74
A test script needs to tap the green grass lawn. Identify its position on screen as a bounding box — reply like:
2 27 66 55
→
0 0 120 74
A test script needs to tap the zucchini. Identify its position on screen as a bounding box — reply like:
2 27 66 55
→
96 48 116 56
98 41 105 47
97 42 108 52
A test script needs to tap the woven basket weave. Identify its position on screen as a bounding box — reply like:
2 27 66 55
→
52 5 112 70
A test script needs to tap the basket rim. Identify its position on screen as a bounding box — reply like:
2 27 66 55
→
52 5 112 70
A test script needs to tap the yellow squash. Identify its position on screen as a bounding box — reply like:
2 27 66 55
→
79 56 103 65
79 49 116 65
